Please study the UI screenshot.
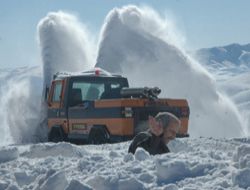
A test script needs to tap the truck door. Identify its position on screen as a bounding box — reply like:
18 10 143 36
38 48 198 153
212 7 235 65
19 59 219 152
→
47 80 68 134
67 80 105 138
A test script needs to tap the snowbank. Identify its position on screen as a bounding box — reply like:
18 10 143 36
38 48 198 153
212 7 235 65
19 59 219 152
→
0 147 19 163
0 138 249 189
233 168 250 189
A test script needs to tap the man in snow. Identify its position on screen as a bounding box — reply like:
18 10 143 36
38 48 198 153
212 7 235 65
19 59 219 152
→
128 112 180 155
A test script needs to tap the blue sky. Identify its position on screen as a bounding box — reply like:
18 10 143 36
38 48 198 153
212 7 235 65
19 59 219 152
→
1 0 250 68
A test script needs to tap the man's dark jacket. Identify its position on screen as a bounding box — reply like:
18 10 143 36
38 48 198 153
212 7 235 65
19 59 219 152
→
128 131 170 155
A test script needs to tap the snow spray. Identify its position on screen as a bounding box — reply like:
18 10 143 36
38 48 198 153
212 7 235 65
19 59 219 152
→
0 11 95 145
0 67 43 145
37 11 95 92
96 6 246 138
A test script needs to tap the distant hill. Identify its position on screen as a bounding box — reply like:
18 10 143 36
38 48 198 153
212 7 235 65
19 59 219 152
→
195 43 250 68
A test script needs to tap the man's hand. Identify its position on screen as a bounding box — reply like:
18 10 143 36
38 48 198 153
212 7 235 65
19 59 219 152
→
148 116 163 136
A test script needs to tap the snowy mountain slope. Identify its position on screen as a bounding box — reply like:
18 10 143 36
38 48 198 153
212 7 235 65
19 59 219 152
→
0 138 250 190
194 44 250 87
196 43 250 68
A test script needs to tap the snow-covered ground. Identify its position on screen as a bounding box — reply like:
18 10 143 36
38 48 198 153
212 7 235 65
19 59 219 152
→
1 138 250 190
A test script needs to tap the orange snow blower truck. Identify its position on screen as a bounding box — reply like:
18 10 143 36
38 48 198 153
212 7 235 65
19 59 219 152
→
46 68 190 144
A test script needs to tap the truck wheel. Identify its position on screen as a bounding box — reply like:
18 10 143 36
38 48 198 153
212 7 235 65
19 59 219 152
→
48 127 65 143
88 127 109 144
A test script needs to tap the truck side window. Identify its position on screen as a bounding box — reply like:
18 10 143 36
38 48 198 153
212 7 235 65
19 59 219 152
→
52 82 62 102
72 82 104 101
101 83 121 99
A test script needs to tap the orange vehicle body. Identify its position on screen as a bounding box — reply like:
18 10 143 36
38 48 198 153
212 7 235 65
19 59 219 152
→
47 69 190 144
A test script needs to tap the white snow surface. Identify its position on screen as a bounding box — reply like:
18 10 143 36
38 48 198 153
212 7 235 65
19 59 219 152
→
0 138 250 190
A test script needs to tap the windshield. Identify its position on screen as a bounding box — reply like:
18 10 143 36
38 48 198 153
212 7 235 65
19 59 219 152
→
68 77 128 106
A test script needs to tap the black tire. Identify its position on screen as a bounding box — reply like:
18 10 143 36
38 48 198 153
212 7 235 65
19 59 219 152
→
48 127 65 143
88 127 109 144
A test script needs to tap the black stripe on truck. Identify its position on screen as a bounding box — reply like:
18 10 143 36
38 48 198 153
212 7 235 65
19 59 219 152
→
48 105 188 119
68 107 124 119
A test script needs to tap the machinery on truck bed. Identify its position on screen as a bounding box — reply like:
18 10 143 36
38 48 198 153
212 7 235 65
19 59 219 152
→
46 68 190 144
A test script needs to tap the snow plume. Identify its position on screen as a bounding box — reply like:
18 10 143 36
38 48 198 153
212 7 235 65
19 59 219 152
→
36 12 96 145
37 11 95 91
0 11 96 145
96 6 246 138
218 71 250 136
0 67 44 145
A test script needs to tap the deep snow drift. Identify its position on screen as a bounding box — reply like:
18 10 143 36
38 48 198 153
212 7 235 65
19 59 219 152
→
0 138 250 189
96 6 246 137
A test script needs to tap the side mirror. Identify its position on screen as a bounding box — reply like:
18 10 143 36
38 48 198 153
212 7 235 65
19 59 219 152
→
45 86 49 101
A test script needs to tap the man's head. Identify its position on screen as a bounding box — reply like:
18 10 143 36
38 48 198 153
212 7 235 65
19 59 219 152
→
149 112 181 143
